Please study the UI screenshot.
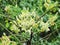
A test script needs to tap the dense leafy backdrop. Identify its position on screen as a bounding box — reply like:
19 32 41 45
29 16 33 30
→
0 0 60 45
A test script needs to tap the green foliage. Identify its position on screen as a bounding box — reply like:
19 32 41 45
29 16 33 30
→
0 0 60 45
5 5 21 18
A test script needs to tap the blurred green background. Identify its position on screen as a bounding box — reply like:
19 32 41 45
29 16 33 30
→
0 0 60 45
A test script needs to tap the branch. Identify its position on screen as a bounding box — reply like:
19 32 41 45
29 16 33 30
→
0 14 22 32
0 23 21 43
42 29 59 39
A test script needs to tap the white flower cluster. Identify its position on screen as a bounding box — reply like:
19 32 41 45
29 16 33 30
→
10 9 58 33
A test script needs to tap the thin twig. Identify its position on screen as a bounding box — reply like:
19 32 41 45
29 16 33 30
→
43 29 59 39
0 14 22 31
0 23 21 43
